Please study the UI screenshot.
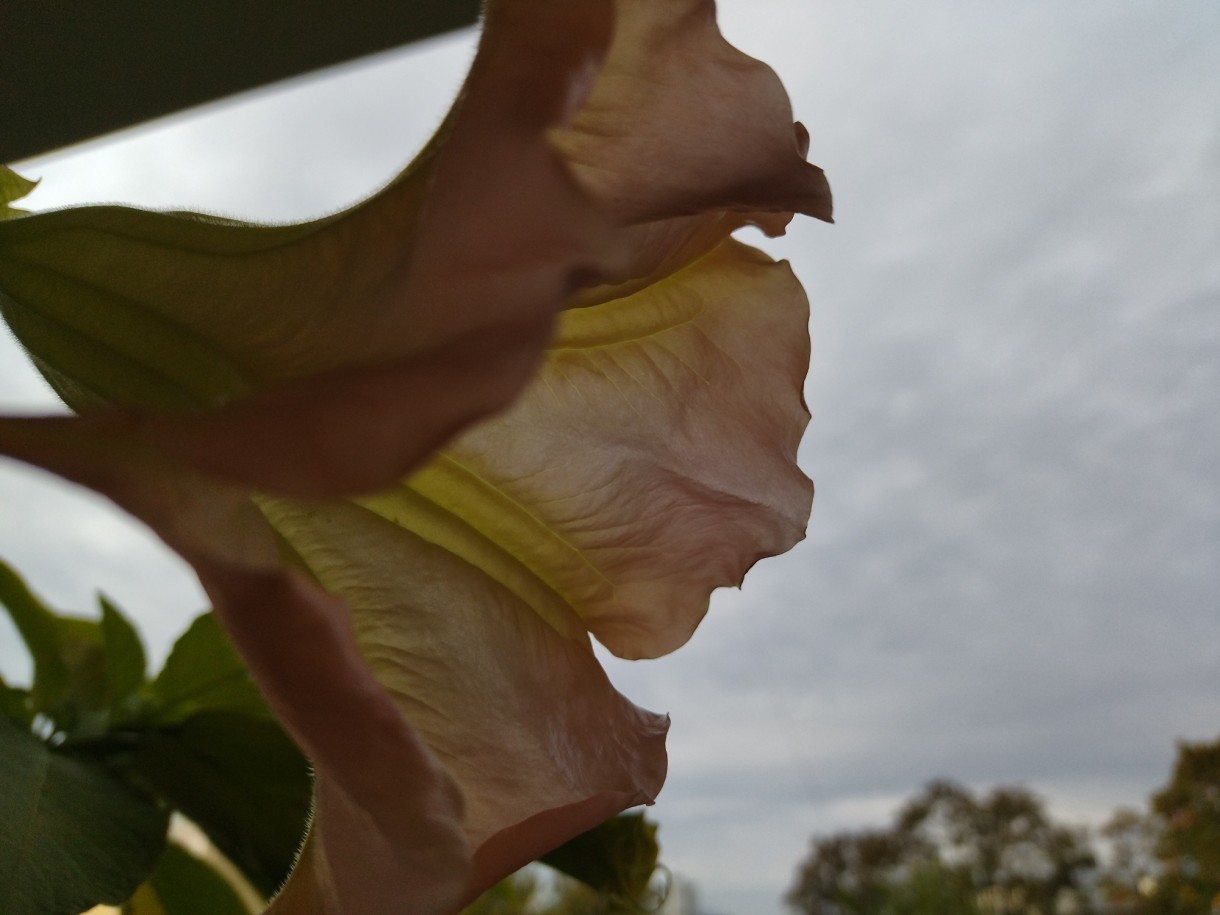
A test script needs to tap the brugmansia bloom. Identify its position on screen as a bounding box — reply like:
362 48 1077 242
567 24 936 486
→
0 0 830 911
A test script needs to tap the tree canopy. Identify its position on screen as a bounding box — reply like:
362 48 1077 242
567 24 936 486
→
787 738 1220 915
786 780 1096 915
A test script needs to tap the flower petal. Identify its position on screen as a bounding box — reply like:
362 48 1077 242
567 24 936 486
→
550 0 832 225
384 239 812 661
258 496 668 902
1 0 827 910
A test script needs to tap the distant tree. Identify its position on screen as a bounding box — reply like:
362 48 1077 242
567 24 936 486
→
1091 737 1220 915
785 781 1096 915
1147 738 1220 914
1096 807 1164 913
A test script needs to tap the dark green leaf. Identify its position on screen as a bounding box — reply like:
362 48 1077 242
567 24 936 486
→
147 613 269 722
4 1 483 161
143 842 255 915
54 615 108 729
134 711 311 897
100 594 147 710
541 812 661 903
0 715 168 915
0 675 32 728
0 560 147 737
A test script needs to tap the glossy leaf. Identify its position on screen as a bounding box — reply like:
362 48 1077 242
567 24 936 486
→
0 715 167 915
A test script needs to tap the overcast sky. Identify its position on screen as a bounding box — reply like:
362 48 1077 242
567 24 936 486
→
2 3 1218 914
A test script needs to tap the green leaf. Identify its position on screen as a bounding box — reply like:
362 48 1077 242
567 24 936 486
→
0 674 32 728
541 812 661 903
0 715 168 915
130 613 309 894
0 165 37 219
100 594 147 710
138 842 256 915
0 559 152 736
54 614 109 727
133 711 311 898
3 2 482 161
147 612 269 722
0 558 71 711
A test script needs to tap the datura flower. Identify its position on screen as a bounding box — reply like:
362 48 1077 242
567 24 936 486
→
0 0 830 912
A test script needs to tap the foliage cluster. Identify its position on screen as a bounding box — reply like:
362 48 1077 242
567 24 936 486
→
0 559 309 913
786 740 1220 915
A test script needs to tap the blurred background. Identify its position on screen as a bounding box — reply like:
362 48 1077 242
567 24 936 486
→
2 2 1217 912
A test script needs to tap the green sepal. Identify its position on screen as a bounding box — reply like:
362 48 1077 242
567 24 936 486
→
0 715 168 915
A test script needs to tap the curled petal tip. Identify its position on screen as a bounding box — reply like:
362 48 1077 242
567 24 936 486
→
795 121 813 158
802 163 835 224
794 121 834 223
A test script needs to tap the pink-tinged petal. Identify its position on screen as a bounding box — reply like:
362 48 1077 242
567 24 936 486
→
0 0 620 500
258 497 669 903
136 1 625 502
387 239 812 661
0 419 470 914
551 0 833 225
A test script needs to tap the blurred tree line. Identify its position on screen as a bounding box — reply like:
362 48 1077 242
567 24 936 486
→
785 737 1220 915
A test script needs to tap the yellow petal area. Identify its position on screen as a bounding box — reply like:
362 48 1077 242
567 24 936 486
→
354 239 812 661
